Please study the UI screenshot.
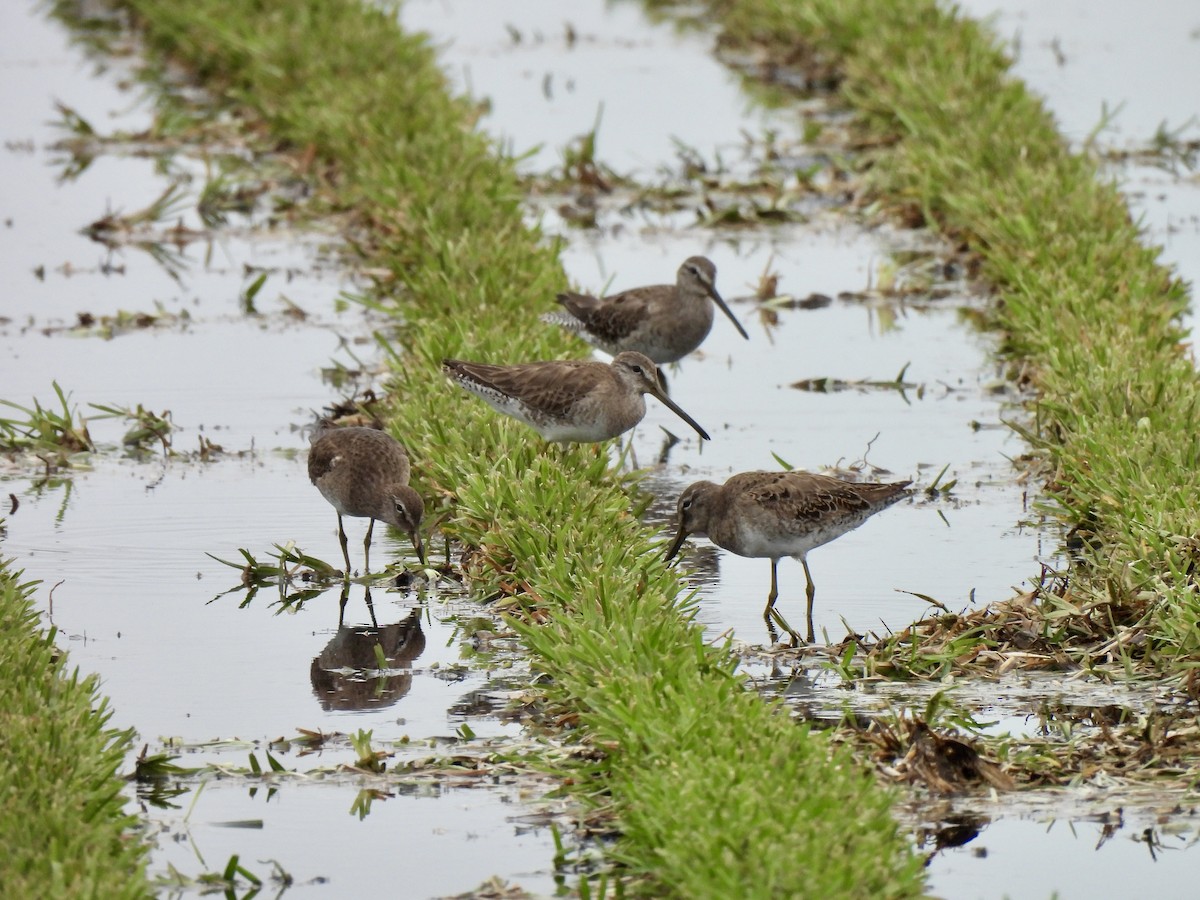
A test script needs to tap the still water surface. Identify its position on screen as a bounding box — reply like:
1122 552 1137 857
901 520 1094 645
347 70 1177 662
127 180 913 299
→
2 0 1195 895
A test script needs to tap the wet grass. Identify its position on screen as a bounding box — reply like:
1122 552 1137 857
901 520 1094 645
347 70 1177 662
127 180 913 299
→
155 854 276 896
0 563 150 896
653 0 1200 680
0 384 182 463
137 730 588 889
527 121 841 229
49 84 335 279
629 0 1200 818
0 382 94 460
775 661 1200 797
101 0 926 894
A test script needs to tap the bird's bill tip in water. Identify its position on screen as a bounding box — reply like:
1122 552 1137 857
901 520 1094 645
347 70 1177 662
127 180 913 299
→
709 284 750 341
664 527 689 561
650 387 710 441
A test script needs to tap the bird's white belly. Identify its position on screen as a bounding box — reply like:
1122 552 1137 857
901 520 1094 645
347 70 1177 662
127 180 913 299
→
317 481 353 517
479 395 618 443
732 519 845 560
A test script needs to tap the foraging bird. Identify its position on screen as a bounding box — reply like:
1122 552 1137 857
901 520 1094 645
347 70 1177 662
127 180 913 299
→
543 256 749 363
442 351 710 443
307 425 426 578
665 471 912 644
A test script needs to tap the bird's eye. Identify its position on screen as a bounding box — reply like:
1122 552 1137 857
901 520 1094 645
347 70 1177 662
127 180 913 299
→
630 364 644 375
681 498 693 511
687 265 700 277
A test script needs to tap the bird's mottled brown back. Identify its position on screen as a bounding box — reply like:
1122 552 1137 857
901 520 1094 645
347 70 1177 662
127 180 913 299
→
556 287 663 343
308 427 412 520
733 471 911 526
307 436 338 485
443 358 607 421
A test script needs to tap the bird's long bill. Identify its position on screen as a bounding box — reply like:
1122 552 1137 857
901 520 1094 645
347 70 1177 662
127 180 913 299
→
649 384 711 441
708 284 750 341
664 524 689 561
411 532 427 568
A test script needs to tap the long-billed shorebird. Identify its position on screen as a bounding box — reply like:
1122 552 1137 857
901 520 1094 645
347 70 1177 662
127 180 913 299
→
442 351 710 443
308 425 426 578
665 471 912 644
542 256 749 363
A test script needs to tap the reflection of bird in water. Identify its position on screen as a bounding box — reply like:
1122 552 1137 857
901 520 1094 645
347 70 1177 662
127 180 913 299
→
917 813 988 859
676 541 724 588
310 593 426 712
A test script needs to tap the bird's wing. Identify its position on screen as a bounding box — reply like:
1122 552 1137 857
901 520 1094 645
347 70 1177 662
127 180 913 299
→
306 440 341 484
445 359 600 420
556 287 659 342
737 471 876 525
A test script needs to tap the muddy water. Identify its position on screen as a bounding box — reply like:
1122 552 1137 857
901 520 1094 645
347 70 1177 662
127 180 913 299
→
1 0 1188 897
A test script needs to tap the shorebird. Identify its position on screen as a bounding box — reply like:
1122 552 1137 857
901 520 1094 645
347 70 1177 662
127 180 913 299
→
542 256 749 363
308 425 426 578
664 470 912 644
442 351 710 443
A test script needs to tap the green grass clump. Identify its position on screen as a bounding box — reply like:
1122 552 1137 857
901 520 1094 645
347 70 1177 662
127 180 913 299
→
682 0 1199 671
0 382 94 460
0 563 149 896
112 0 924 893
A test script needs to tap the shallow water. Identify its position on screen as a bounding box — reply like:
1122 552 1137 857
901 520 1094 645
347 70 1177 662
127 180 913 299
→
400 0 806 175
925 814 1200 900
2 4 559 893
147 778 562 897
956 0 1200 337
2 0 1195 895
402 0 1048 645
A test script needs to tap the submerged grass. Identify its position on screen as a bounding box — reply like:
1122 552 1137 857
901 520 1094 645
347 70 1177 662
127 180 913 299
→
0 382 94 460
109 0 923 894
1 383 180 462
662 0 1200 676
0 562 149 896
